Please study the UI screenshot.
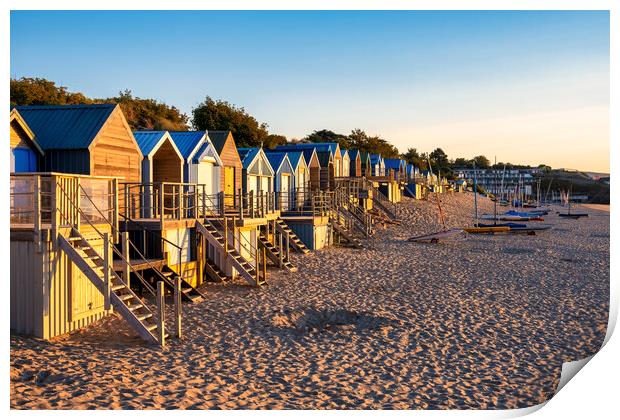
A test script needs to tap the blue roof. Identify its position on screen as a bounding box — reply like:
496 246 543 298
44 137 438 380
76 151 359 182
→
370 154 383 164
133 131 167 156
340 149 349 158
286 151 304 169
169 131 206 159
13 104 117 150
237 147 261 168
275 142 338 155
384 158 403 170
264 151 288 173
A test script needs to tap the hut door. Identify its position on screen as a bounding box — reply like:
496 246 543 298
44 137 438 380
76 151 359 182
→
224 167 235 206
248 176 258 195
281 174 291 210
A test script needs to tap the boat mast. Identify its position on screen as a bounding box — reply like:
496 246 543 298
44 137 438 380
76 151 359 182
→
493 156 497 225
473 160 478 225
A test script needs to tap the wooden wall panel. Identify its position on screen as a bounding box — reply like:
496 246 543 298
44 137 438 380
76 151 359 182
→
152 141 183 183
90 108 142 182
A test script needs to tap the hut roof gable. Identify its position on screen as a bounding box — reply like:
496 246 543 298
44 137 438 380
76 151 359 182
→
12 103 117 150
238 148 275 176
169 131 208 160
10 108 43 155
133 130 183 160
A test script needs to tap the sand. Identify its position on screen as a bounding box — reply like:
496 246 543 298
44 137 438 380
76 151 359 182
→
10 193 609 409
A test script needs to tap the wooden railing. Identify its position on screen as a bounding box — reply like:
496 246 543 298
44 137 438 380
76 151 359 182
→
120 182 279 222
10 173 118 237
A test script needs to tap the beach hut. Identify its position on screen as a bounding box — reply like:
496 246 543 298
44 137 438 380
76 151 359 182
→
237 147 275 195
134 131 183 184
287 151 310 201
340 150 350 178
370 154 385 176
274 145 322 191
10 108 42 173
348 150 362 177
384 158 407 181
265 151 295 211
13 104 142 182
359 152 371 177
208 131 243 208
169 131 222 205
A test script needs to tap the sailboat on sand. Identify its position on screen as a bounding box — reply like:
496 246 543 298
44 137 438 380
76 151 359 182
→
408 159 463 243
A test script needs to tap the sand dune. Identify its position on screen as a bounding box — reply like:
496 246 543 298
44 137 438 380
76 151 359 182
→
10 193 609 409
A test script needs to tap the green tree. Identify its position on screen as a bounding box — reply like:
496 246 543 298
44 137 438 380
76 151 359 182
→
108 90 189 131
11 77 91 106
264 134 288 149
452 157 470 168
472 155 491 168
429 148 450 169
10 77 190 131
192 96 269 147
304 129 351 149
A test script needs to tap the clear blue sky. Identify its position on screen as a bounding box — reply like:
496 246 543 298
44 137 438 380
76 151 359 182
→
10 10 610 171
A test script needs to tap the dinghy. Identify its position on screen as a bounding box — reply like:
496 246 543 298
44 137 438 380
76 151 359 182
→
463 226 510 234
408 228 464 243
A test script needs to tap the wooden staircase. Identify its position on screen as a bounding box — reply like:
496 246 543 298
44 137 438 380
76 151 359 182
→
258 233 297 272
58 229 164 344
196 220 265 286
275 218 310 254
203 255 228 283
329 216 364 249
370 186 400 222
158 265 205 303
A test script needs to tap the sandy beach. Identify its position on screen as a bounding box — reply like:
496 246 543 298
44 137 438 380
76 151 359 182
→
10 193 609 410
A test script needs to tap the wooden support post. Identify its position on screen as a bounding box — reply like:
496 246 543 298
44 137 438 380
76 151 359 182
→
255 241 260 286
33 176 41 252
178 247 183 275
249 191 254 218
278 232 283 268
223 216 229 252
75 177 81 231
262 244 267 284
201 186 206 218
157 281 165 346
174 277 182 339
178 184 183 220
159 184 165 225
121 232 130 288
112 178 119 243
238 189 243 220
285 231 290 261
232 217 237 249
103 233 111 310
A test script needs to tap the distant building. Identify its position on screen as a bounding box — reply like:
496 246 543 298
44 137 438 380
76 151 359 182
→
455 167 542 197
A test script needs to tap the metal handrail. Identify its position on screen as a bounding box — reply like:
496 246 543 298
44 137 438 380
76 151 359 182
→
77 183 182 295
55 181 157 297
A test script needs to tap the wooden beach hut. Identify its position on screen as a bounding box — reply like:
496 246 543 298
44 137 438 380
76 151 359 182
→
370 154 385 176
360 152 371 177
169 131 222 203
384 158 406 181
348 149 362 178
10 108 43 173
275 145 322 191
13 104 142 182
134 131 183 184
208 131 243 208
238 147 275 195
287 151 310 208
340 149 350 178
264 151 295 211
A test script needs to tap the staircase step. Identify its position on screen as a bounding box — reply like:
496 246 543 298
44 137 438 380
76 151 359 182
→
128 303 144 311
118 294 134 301
112 284 127 292
136 313 153 322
